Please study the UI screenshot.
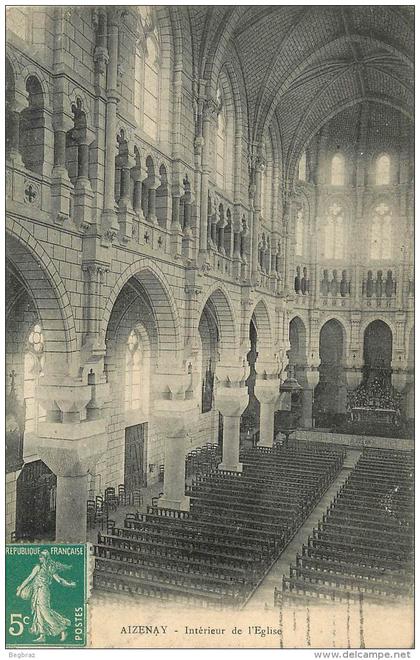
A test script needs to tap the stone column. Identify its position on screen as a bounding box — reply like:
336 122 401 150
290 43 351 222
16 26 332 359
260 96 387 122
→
299 369 319 429
146 176 160 225
101 12 120 239
170 184 183 255
215 388 249 472
344 366 363 392
199 100 213 255
73 128 95 231
28 376 109 543
233 229 242 279
254 382 279 448
117 153 136 241
56 474 89 542
160 433 189 511
155 400 195 512
132 170 143 216
251 162 264 284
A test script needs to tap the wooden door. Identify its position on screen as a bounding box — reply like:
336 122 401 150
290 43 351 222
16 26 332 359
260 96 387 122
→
15 460 56 540
124 423 147 491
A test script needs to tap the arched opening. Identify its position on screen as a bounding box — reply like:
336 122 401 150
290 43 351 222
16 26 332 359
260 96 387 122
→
376 153 391 186
103 277 158 494
314 320 345 427
288 317 307 419
5 255 65 541
241 320 259 443
198 303 219 415
370 203 392 260
331 153 345 186
15 460 56 541
20 75 45 174
363 320 392 384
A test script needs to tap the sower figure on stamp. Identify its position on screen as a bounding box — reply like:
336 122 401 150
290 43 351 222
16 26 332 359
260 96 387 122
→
16 549 76 642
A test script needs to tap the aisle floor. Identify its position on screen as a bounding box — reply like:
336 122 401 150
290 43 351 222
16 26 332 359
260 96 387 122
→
243 449 362 611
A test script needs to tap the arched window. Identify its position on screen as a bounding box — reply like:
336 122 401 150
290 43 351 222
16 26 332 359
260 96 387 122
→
125 330 142 411
298 152 307 181
325 203 344 259
370 203 392 260
295 209 304 256
24 323 46 432
135 8 160 142
331 153 345 186
375 154 391 186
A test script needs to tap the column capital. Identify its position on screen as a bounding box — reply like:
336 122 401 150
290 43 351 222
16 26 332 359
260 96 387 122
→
214 387 248 417
254 381 279 405
153 399 197 434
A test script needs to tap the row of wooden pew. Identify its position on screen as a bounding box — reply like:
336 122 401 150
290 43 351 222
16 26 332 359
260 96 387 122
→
92 441 345 608
276 447 414 606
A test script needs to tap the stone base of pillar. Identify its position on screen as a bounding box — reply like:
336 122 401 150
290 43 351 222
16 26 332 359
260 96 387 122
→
218 461 243 473
158 494 190 512
55 473 89 543
258 439 274 448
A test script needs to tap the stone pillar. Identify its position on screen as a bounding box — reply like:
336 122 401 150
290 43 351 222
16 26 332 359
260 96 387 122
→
155 400 195 512
170 185 183 255
251 162 264 284
215 388 249 472
101 13 120 239
299 369 319 429
132 171 143 215
159 433 190 511
73 129 95 232
344 367 363 392
117 153 136 240
148 187 157 222
211 213 218 245
199 100 214 255
28 375 110 543
254 383 279 447
56 474 89 543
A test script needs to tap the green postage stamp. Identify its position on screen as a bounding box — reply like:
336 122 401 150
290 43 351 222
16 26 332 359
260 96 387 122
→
5 544 87 648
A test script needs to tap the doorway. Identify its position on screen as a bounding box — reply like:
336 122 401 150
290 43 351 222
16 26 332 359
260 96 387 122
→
124 423 147 490
15 460 56 540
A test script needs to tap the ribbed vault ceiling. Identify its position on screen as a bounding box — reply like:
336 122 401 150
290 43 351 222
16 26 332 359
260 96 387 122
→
186 5 414 177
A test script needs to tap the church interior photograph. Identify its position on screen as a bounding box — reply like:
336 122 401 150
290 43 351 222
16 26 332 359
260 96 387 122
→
5 4 414 649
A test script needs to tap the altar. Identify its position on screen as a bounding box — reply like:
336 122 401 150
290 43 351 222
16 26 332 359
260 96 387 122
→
350 407 400 425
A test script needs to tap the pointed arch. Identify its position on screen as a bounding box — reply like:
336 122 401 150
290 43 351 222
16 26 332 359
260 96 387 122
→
250 298 272 354
197 284 237 356
6 220 78 361
102 259 182 361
